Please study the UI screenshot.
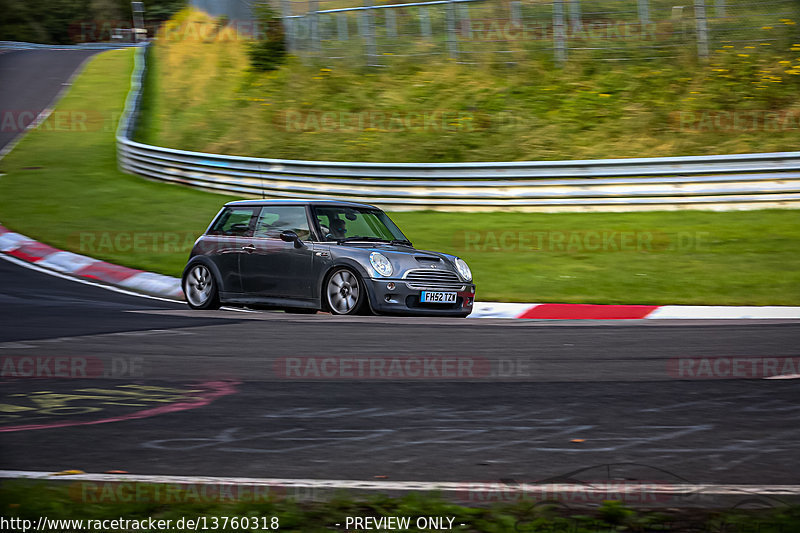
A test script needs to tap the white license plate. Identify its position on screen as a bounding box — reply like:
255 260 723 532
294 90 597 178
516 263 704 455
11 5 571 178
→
420 291 457 303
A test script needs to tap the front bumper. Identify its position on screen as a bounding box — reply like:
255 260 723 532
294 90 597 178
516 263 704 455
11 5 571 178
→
364 278 476 317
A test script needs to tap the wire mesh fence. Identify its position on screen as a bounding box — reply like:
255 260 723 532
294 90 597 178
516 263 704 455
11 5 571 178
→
274 0 800 65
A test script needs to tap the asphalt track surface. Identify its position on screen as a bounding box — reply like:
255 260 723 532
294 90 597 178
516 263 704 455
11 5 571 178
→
1 257 800 487
1 48 799 491
0 48 100 152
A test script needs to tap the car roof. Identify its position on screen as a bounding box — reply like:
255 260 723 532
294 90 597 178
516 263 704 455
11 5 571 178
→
224 198 379 209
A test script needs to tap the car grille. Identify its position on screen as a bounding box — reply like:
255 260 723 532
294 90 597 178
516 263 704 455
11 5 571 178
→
403 269 466 291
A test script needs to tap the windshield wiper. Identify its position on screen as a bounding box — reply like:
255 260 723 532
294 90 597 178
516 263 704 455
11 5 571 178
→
390 239 413 247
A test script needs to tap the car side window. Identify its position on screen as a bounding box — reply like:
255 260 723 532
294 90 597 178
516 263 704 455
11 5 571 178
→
208 207 258 236
254 206 311 241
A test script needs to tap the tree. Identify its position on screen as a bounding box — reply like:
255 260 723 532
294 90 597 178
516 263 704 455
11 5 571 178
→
0 0 187 44
247 1 286 71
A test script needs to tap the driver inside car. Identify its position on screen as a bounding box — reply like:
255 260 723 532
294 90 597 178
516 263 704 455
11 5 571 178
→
329 218 347 239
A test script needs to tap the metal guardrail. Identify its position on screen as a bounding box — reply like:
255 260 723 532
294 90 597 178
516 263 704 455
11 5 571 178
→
0 40 144 51
117 45 800 212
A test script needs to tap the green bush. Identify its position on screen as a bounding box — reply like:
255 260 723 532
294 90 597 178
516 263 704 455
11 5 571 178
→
247 2 286 71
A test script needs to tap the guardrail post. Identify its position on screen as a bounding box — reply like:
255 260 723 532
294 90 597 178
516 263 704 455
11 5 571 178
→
637 0 650 25
694 0 709 60
510 1 522 28
553 0 567 63
568 0 582 33
337 13 349 41
458 3 471 40
714 0 725 18
446 0 459 60
131 2 145 42
280 0 295 51
419 6 432 38
310 0 321 54
364 0 378 66
386 8 397 38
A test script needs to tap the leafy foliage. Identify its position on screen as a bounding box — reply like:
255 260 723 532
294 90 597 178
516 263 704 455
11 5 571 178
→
0 0 186 44
247 1 286 71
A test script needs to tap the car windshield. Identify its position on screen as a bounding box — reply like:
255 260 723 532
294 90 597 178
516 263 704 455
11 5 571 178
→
313 206 409 243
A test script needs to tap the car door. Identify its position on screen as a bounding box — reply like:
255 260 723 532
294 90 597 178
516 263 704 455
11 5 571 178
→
204 206 259 293
239 205 315 301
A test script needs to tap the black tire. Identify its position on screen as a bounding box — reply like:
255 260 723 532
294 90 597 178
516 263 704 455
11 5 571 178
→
183 263 221 310
324 268 366 315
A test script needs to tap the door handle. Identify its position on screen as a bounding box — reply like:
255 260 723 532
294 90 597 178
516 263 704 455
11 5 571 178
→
242 244 256 253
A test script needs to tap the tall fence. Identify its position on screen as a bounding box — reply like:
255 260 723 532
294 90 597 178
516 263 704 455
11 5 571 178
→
276 0 800 64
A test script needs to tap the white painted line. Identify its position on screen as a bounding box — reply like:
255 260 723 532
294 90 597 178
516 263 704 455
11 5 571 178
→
0 253 180 304
1 470 800 498
765 374 800 380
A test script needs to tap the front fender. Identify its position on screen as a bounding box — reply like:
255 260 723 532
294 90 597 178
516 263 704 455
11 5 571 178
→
320 258 377 314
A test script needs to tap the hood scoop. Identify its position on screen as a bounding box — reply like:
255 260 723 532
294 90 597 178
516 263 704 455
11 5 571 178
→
415 256 442 263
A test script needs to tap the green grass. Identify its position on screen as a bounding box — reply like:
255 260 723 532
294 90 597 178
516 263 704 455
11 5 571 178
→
137 9 800 163
0 47 798 305
3 481 800 533
392 210 800 305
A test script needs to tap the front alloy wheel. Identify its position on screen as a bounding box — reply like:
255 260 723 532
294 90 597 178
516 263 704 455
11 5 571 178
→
184 264 220 310
325 268 364 315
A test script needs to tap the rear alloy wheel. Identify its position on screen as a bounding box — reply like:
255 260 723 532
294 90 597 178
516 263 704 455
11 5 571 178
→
325 268 365 315
183 264 220 310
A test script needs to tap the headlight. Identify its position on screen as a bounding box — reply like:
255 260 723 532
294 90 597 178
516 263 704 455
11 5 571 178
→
455 257 472 282
369 252 393 277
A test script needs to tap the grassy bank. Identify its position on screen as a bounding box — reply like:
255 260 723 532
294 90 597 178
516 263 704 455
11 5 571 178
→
0 48 230 276
138 9 800 163
0 47 798 305
3 481 800 533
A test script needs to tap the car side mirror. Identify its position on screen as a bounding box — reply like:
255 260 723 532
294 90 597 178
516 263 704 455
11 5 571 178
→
280 230 303 248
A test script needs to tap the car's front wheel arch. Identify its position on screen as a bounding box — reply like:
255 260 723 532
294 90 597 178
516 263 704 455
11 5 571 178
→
321 266 373 315
182 257 222 310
